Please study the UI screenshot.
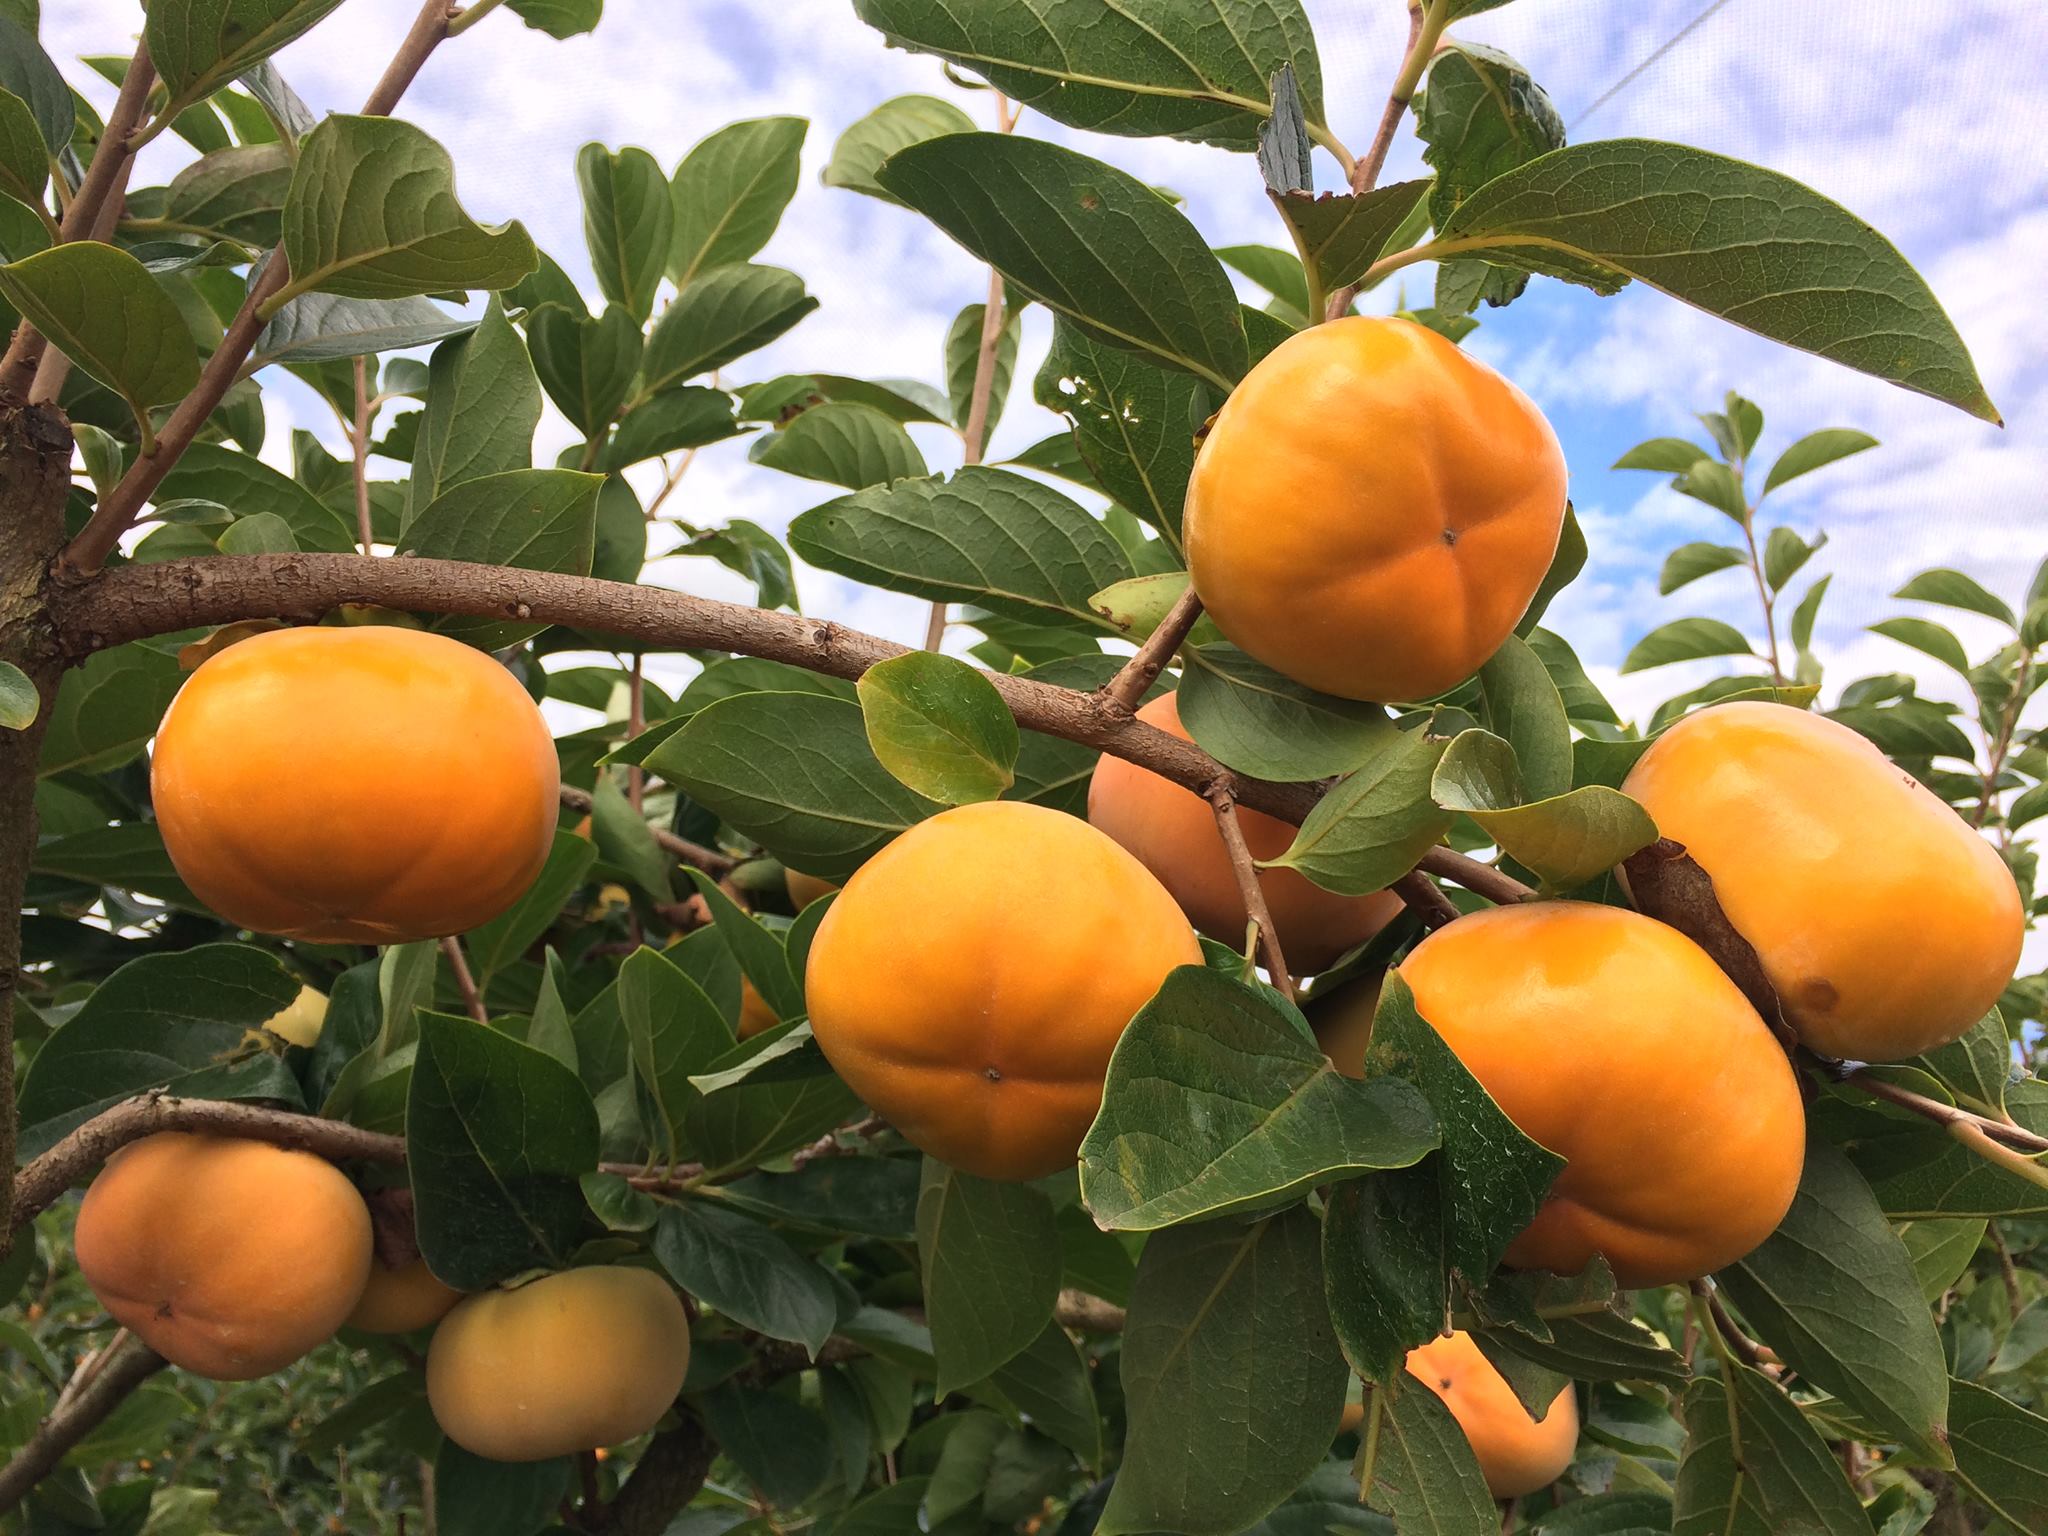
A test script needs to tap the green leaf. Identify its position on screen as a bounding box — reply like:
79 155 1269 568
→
1033 318 1211 546
0 657 33 729
918 1159 1061 1397
528 302 641 436
164 142 291 244
278 115 537 304
619 944 734 1161
791 466 1132 626
1271 178 1432 297
1671 1369 1872 1536
1869 615 1972 677
433 1445 570 1536
1418 41 1564 228
1088 571 1215 644
1436 139 1999 420
1613 435 1711 473
652 1199 839 1356
823 94 976 205
1078 966 1437 1231
0 14 68 156
699 1384 831 1508
0 243 200 419
250 291 473 371
0 86 46 205
1218 244 1311 325
1762 525 1823 591
1477 633 1571 801
638 261 814 390
1432 730 1658 891
945 300 1019 436
147 0 346 115
1761 428 1878 495
462 830 597 981
1659 541 1748 595
1177 647 1400 781
406 1012 599 1290
1355 1382 1499 1536
668 115 805 286
877 134 1248 389
1098 1207 1347 1536
1622 616 1754 673
679 867 802 1021
647 690 939 879
587 772 672 901
857 651 1019 805
505 0 601 38
37 637 184 777
1948 1379 2048 1531
988 1322 1103 1466
407 298 541 522
850 0 1327 151
15 944 301 1158
1791 573 1831 652
604 385 739 470
578 142 670 322
1673 458 1750 522
1894 567 2016 628
1265 727 1452 896
397 469 599 645
752 400 925 489
1716 1136 1950 1463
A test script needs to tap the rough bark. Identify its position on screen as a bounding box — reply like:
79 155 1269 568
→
0 402 78 1242
0 1333 169 1514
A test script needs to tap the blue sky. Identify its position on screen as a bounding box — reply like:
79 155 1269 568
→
52 1 2048 732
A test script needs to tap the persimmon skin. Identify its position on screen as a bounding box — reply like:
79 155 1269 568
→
785 869 838 909
738 976 780 1039
426 1267 691 1462
1623 701 2023 1061
346 1259 463 1335
805 801 1202 1180
1088 694 1403 973
1406 1331 1578 1498
151 626 559 944
1396 903 1804 1287
74 1133 373 1380
1185 316 1566 703
1307 971 1381 1079
263 984 328 1048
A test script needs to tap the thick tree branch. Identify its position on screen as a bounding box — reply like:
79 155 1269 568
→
0 1333 168 1514
60 0 469 576
1206 782 1293 998
1099 586 1205 713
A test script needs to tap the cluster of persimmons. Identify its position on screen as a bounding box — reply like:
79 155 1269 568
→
83 318 2020 1485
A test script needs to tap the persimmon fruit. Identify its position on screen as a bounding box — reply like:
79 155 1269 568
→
738 976 780 1039
1307 971 1380 1079
786 869 838 909
1623 701 2023 1060
263 984 328 1048
805 800 1202 1180
426 1266 691 1462
346 1258 464 1335
74 1133 373 1379
151 626 559 944
1406 1331 1578 1497
1397 902 1804 1287
1087 693 1403 972
1184 316 1566 703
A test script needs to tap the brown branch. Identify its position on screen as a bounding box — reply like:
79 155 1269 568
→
925 214 1012 651
1690 1279 1765 1369
58 0 465 576
0 47 158 397
10 1094 408 1239
1323 1 1446 322
1206 782 1293 998
557 785 735 875
0 1333 168 1513
1055 1289 1127 1333
1416 846 1532 905
1834 1067 2048 1154
1099 585 1204 713
351 356 375 555
440 935 488 1024
1393 869 1459 930
604 1415 718 1536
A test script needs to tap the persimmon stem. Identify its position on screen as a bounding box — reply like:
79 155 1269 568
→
1100 586 1205 713
1690 1278 1766 1369
1206 782 1294 999
59 0 475 576
0 1333 167 1514
556 785 734 874
351 357 375 556
1832 1065 2048 1154
440 935 489 1024
1949 1120 2048 1192
1416 846 1534 905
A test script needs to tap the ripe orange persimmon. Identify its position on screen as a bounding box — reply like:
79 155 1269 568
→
1307 971 1381 1079
75 1133 373 1379
1184 316 1566 703
786 869 838 909
738 976 780 1039
1623 701 2023 1061
346 1258 464 1335
426 1266 691 1462
1088 694 1403 972
805 801 1202 1180
151 626 559 944
1397 903 1804 1287
1406 1331 1578 1497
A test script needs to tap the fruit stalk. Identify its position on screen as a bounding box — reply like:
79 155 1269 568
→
1205 782 1295 998
557 785 735 874
1099 585 1206 713
0 1333 167 1514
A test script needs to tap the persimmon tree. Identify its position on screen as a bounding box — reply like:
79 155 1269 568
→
0 2 2043 1535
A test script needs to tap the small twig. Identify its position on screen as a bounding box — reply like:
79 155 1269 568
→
643 449 698 521
557 785 735 875
0 1333 168 1512
626 653 647 814
1055 1289 1127 1334
1100 587 1204 712
1690 1279 1765 1369
1324 1 1447 321
1950 1120 2048 1192
1989 1223 2024 1322
1206 782 1293 998
1393 869 1460 929
351 357 375 555
789 1115 888 1171
1415 846 1534 905
440 936 489 1024
1834 1067 2048 1154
